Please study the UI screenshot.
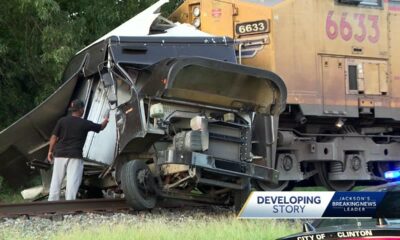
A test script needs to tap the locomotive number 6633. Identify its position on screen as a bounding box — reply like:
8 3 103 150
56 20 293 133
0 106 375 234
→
236 20 269 35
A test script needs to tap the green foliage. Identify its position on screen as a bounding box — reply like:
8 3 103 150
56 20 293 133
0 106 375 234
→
162 0 184 14
0 0 182 130
0 176 24 203
0 216 301 240
58 219 299 240
0 174 44 203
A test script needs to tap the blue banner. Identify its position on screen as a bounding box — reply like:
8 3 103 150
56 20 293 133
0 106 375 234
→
238 191 398 219
323 192 386 217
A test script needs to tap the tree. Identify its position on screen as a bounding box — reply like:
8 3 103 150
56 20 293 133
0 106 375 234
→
0 0 182 130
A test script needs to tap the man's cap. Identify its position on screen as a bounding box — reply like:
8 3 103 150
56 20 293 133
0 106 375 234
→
68 99 85 112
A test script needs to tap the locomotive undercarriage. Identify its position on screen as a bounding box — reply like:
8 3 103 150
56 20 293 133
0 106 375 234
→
265 106 400 191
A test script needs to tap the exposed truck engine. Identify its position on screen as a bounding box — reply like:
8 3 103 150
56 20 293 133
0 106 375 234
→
0 0 286 209
171 0 400 191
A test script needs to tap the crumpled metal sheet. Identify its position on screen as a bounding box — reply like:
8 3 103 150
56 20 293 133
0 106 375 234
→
0 79 76 185
0 35 110 186
0 58 86 186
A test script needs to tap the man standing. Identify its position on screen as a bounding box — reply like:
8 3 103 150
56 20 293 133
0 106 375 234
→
47 99 109 201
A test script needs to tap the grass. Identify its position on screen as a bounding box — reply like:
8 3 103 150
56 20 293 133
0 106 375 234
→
56 219 300 240
0 188 23 203
0 175 45 204
0 176 24 203
0 216 301 240
293 186 326 191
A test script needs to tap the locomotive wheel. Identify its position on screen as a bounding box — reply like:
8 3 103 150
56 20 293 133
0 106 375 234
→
121 160 157 210
313 162 355 191
254 180 295 191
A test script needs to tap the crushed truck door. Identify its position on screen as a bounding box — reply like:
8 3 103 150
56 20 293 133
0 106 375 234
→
82 80 117 166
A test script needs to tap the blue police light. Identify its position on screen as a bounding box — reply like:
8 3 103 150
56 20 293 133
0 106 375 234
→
384 170 400 180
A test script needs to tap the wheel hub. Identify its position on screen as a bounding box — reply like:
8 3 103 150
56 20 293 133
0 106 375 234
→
282 155 293 171
351 156 362 171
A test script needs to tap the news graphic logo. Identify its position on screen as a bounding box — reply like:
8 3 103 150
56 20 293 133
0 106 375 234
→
323 192 385 217
238 192 334 218
238 192 387 219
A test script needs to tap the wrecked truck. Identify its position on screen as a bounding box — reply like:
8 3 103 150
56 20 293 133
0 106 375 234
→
0 0 286 209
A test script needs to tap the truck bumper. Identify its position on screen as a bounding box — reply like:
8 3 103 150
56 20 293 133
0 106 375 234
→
157 150 279 184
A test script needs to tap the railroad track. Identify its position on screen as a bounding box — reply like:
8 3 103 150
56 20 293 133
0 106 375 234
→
0 198 212 218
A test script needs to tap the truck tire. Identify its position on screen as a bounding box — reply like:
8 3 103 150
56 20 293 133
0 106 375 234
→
234 178 251 213
121 160 157 210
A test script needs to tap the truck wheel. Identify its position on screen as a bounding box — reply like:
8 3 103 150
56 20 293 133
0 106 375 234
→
234 178 251 213
121 160 157 210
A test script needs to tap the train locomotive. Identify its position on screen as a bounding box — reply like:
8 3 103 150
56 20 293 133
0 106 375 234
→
171 0 400 191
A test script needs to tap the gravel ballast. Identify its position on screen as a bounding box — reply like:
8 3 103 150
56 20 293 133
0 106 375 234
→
0 206 233 239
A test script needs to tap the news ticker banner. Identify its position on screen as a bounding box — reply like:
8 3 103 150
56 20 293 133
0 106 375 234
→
238 191 400 218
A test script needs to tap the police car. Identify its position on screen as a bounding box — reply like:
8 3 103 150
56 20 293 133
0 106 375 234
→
279 181 400 240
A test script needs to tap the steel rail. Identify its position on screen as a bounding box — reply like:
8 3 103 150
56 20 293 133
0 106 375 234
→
0 198 209 218
0 198 128 218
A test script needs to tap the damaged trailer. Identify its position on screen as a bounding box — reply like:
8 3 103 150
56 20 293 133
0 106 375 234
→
0 0 287 209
